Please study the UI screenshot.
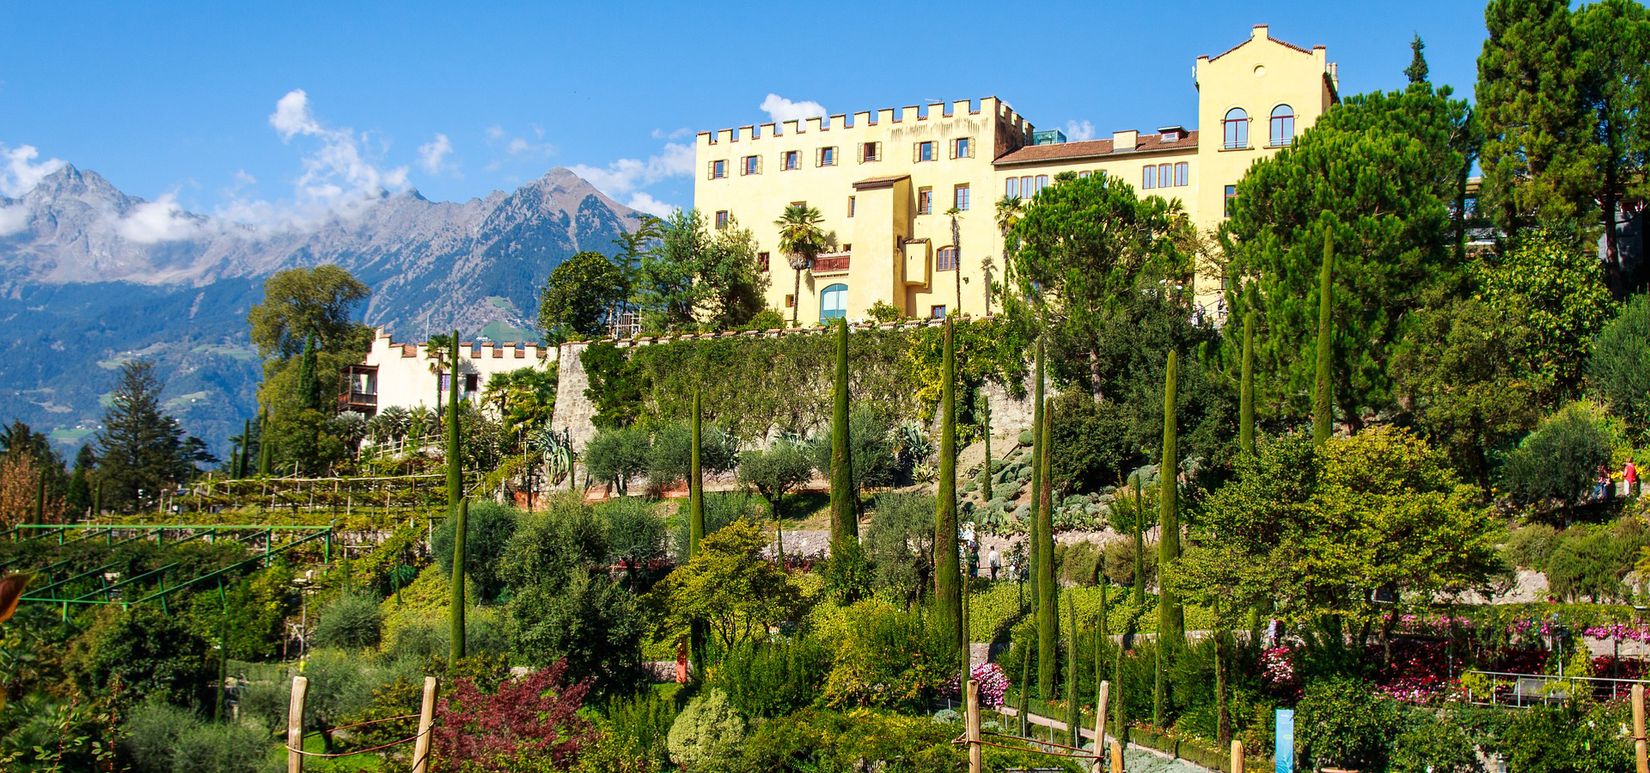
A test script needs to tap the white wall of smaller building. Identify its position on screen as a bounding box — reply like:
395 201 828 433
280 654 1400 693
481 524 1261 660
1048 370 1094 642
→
350 329 556 414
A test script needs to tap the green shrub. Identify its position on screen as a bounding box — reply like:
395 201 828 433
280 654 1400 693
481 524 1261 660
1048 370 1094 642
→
666 689 746 770
170 719 274 773
1495 699 1631 772
1296 677 1402 772
864 492 937 604
585 426 652 493
596 688 677 772
710 637 831 718
728 708 1078 773
312 592 383 650
1388 710 1485 773
431 499 520 602
1546 519 1650 602
1055 540 1103 587
1102 536 1156 588
1049 391 1137 494
598 497 667 579
121 700 199 773
671 492 764 562
1503 523 1559 570
1499 403 1616 516
816 598 955 710
647 421 739 488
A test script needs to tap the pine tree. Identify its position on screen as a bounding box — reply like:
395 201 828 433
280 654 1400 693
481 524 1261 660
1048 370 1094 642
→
689 388 706 558
828 319 857 544
934 319 964 655
94 360 198 512
1240 311 1256 456
1477 0 1594 243
449 497 468 667
65 445 94 517
1405 34 1429 84
446 329 465 666
1028 338 1046 607
1313 231 1335 446
1036 399 1056 699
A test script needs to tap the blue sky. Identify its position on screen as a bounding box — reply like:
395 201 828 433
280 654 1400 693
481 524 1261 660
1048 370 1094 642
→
0 1 1491 221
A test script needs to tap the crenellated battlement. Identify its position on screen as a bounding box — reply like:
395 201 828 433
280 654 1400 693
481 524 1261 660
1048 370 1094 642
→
697 96 1032 146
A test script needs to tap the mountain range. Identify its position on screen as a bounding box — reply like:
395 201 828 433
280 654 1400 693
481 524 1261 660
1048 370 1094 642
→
0 165 641 459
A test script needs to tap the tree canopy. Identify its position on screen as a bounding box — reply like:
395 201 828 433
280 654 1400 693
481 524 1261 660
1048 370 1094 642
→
539 251 627 343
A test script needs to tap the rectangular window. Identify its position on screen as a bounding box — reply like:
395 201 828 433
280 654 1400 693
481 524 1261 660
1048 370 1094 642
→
464 373 479 393
1158 163 1171 188
715 210 730 229
1174 162 1188 187
1005 177 1020 198
847 196 856 217
917 187 932 215
785 294 795 308
782 150 800 170
818 146 837 166
952 137 973 159
757 251 770 271
741 155 760 175
930 305 947 319
862 141 881 162
1143 166 1155 190
1035 175 1048 193
1078 170 1091 179
710 159 727 179
1020 175 1033 196
1223 185 1237 217
953 183 970 211
937 246 958 271
917 141 936 162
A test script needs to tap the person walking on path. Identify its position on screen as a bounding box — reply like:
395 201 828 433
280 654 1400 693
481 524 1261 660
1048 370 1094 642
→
1626 458 1639 497
988 547 1001 581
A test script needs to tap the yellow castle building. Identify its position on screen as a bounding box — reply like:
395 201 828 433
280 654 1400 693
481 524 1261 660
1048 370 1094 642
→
692 25 1339 324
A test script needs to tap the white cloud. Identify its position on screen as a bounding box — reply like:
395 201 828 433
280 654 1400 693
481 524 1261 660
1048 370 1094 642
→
487 124 554 160
651 127 691 140
570 142 693 198
1 143 66 197
116 193 204 244
624 192 675 218
760 93 827 124
418 133 454 174
0 204 28 236
240 88 409 228
1065 120 1096 142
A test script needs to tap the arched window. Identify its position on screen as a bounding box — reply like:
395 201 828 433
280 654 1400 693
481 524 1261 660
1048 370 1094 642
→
819 283 848 322
1270 104 1295 146
937 246 958 271
1223 108 1249 149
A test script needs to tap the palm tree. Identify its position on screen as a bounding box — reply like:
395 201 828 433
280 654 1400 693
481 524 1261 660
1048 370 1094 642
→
993 195 1026 319
946 206 964 317
775 203 826 326
426 333 458 413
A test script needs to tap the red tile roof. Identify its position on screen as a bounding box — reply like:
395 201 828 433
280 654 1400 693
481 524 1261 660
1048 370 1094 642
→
994 130 1198 166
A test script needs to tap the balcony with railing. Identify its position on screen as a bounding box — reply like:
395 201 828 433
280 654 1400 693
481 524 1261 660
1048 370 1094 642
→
811 252 851 275
338 365 378 414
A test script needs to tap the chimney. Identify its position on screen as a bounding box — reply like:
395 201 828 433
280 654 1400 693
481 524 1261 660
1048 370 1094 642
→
1113 130 1139 151
1253 24 1269 41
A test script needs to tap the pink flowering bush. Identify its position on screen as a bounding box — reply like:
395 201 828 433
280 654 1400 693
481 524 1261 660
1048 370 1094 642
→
1261 647 1297 691
943 661 1010 708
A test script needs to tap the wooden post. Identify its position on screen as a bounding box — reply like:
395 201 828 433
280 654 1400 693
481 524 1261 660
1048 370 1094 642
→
1092 681 1110 773
1634 683 1648 773
1231 739 1245 773
411 676 438 773
1111 739 1126 773
286 675 308 773
966 679 982 773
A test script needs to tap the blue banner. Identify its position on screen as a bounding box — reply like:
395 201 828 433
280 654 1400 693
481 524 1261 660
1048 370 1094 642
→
1275 708 1295 773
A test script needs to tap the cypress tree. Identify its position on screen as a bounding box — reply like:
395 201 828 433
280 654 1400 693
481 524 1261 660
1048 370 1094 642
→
238 419 252 479
689 388 706 558
1158 350 1182 642
1028 338 1046 607
446 329 465 666
1066 596 1081 747
1131 475 1145 607
1113 617 1130 746
1017 646 1032 738
1239 310 1256 456
979 388 993 502
1096 579 1109 687
257 412 272 476
934 319 963 655
828 319 856 544
1313 230 1335 446
1155 350 1182 726
298 333 319 411
449 497 468 666
1036 400 1056 698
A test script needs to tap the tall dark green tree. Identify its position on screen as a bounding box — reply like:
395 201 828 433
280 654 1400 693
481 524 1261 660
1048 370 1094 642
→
1405 34 1429 85
1313 231 1335 445
1028 338 1045 606
1065 595 1080 746
1036 401 1056 698
1239 311 1257 456
1575 0 1650 275
1155 349 1182 725
94 361 206 512
828 319 857 544
1476 0 1594 245
446 328 465 665
688 388 706 558
1222 84 1471 430
256 412 272 476
1131 474 1145 607
933 319 963 655
235 419 251 479
65 445 94 517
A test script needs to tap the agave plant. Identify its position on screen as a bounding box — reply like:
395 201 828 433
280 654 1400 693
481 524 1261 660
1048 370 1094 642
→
533 426 575 488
